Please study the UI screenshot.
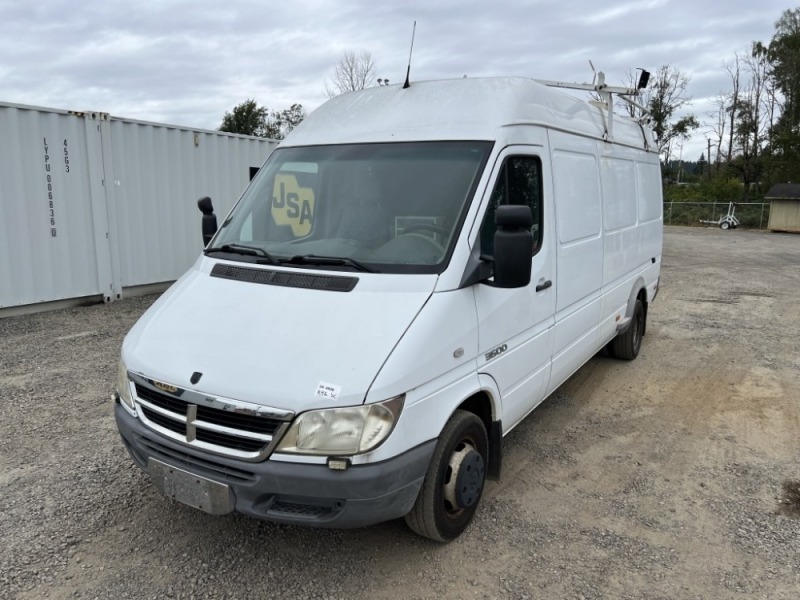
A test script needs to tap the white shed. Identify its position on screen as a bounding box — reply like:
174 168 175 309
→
765 183 800 233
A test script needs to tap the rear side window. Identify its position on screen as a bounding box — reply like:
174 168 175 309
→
480 156 543 256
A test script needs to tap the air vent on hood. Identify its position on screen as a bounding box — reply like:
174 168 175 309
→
210 263 358 292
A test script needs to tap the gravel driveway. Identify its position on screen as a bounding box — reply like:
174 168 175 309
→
1 226 799 599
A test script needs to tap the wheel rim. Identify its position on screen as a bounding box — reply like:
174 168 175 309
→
442 438 485 518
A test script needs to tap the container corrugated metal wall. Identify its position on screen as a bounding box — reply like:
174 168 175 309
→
108 118 272 287
1 101 276 311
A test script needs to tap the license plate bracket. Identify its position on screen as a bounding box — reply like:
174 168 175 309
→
149 459 233 515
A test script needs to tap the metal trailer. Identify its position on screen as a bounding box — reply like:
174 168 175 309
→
0 101 277 315
700 202 740 230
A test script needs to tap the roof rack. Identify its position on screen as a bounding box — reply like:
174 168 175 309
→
535 69 651 143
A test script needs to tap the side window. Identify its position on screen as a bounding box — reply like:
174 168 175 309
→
480 156 543 256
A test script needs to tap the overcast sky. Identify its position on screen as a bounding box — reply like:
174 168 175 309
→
0 0 791 159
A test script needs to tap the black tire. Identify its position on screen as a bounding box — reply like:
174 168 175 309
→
720 221 730 230
611 299 644 361
404 410 488 542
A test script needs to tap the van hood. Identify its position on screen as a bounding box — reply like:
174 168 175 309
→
123 258 435 412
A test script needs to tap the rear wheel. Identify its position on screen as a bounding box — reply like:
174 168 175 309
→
404 410 488 542
720 221 730 230
611 299 644 360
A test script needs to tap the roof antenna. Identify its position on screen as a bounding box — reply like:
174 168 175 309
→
403 21 416 89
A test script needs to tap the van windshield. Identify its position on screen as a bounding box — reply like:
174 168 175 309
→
210 141 492 274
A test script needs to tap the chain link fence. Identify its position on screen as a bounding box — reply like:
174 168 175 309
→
663 201 770 229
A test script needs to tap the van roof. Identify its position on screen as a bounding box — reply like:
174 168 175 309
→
283 76 657 152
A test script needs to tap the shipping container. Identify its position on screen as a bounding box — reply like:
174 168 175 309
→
0 101 276 315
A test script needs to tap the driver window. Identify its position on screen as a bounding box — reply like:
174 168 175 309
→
480 156 543 256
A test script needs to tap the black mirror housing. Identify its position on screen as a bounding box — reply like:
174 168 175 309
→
492 205 533 288
197 196 218 246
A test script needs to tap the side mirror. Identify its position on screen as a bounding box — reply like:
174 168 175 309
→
493 205 533 288
197 196 217 246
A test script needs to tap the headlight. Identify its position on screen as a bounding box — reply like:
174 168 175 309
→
276 395 404 456
117 359 136 413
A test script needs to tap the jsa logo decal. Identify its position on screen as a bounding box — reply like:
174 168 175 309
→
485 344 508 361
272 174 314 237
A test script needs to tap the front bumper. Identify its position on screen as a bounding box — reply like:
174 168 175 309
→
115 404 434 528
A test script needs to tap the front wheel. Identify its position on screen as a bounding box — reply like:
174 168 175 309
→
404 410 488 542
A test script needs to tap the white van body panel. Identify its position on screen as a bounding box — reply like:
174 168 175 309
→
358 358 483 465
123 256 436 410
548 132 605 393
364 288 479 405
284 78 618 147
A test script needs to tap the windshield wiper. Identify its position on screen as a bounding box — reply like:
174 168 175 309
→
282 254 377 273
205 243 279 265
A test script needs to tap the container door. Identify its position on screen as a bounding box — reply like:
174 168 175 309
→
0 106 106 308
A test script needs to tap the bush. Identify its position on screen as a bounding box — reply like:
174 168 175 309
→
663 176 748 203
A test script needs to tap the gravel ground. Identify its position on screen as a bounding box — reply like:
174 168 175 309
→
1 226 799 600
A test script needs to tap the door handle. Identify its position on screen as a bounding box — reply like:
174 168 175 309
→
535 279 552 292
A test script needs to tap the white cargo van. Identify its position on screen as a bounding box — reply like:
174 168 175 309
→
114 75 662 541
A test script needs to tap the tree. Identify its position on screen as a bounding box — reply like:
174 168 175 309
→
219 99 270 137
697 152 707 178
640 65 699 161
325 50 376 98
219 100 305 140
722 56 741 163
707 93 729 174
767 8 800 181
277 103 306 137
728 42 772 196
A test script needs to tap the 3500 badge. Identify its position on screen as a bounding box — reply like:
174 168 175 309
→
485 344 508 361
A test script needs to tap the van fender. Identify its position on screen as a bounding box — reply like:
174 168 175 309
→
476 374 503 421
617 277 647 335
477 374 504 480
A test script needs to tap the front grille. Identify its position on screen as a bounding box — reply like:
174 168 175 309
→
196 428 265 452
136 385 188 414
141 406 185 435
132 380 291 462
196 405 280 435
